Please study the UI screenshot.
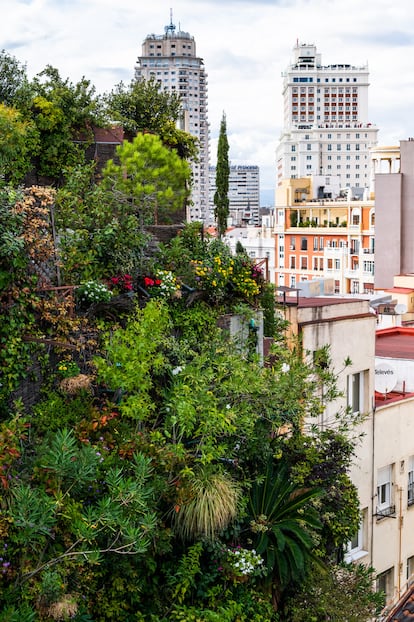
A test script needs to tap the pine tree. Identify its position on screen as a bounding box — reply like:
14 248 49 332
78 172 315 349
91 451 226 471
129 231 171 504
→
214 112 230 238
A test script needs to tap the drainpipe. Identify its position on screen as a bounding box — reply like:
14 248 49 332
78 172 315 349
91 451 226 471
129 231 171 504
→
370 398 376 569
398 485 403 599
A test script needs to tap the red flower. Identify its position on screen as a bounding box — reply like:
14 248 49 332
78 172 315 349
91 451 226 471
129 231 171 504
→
155 279 162 286
123 274 132 281
111 276 120 285
144 277 155 287
124 283 133 291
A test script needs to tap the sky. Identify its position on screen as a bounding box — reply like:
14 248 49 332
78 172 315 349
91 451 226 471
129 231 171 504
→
2 0 414 205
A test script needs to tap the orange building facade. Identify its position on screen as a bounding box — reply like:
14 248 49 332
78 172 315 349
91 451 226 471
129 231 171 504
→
274 178 375 294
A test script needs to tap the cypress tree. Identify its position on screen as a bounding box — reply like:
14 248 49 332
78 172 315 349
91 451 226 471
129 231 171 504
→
214 112 230 238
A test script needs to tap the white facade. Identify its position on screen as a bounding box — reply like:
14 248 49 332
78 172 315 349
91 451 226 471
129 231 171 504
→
209 165 260 226
135 17 209 222
283 298 414 613
276 42 378 196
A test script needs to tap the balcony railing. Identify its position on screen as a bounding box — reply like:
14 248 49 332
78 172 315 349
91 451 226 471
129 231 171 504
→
375 505 396 520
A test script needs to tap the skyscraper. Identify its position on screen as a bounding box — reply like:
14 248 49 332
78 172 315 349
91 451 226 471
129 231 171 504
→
209 165 260 226
276 42 378 197
135 14 209 222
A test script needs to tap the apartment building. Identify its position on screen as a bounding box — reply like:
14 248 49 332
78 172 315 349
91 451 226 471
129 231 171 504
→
273 176 375 294
276 42 378 193
350 327 414 614
135 15 209 222
209 165 260 226
279 291 414 617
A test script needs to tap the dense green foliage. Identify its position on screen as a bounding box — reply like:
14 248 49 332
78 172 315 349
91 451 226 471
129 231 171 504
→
0 48 383 621
104 77 198 161
102 132 191 225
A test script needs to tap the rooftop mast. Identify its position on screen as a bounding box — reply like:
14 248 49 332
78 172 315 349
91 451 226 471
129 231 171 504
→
165 8 175 36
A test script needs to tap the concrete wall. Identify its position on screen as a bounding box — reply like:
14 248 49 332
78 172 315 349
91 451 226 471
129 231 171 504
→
374 173 402 289
284 299 376 424
400 141 414 275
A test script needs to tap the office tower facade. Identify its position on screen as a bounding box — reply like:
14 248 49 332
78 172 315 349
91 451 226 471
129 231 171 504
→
276 42 378 196
135 16 209 222
209 165 260 226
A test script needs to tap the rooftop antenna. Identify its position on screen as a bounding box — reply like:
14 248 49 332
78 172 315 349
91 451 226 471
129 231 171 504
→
165 8 175 36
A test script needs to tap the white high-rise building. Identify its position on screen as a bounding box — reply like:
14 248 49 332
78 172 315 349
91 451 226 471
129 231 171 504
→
209 165 260 226
135 15 210 222
276 42 378 199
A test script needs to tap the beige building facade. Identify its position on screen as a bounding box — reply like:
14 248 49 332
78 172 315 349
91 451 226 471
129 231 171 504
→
280 294 414 616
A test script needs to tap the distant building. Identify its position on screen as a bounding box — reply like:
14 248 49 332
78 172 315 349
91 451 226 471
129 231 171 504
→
276 42 378 195
273 176 375 294
374 140 414 289
135 14 209 223
209 165 260 226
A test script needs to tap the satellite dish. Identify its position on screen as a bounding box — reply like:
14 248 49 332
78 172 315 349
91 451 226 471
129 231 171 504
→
375 363 397 394
395 304 407 315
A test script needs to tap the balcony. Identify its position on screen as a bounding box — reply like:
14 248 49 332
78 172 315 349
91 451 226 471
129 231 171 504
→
375 505 396 520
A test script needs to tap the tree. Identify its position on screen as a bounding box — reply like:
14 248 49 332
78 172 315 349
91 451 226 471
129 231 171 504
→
29 66 105 183
0 104 39 184
105 77 180 138
247 461 323 611
105 77 198 160
0 49 32 109
214 112 230 238
283 561 385 621
102 132 191 226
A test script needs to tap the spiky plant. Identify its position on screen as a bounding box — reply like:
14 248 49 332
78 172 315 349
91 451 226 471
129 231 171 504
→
173 469 240 540
248 461 323 608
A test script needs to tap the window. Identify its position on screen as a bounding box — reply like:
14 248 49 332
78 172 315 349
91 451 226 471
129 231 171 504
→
345 508 368 561
301 237 307 251
407 555 414 586
377 464 394 517
313 237 318 250
347 371 365 414
376 568 394 604
300 256 308 270
290 256 296 269
408 456 414 507
290 237 296 250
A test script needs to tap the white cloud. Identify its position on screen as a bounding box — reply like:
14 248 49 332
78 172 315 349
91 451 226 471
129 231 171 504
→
3 0 414 202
